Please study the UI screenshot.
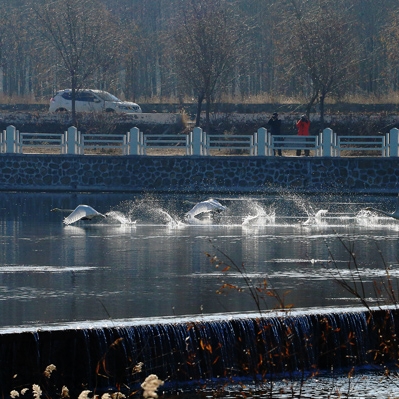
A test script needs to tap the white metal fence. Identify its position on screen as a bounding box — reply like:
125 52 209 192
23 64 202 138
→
269 135 321 156
17 132 66 154
334 135 388 157
204 134 256 155
141 133 190 155
1 125 399 157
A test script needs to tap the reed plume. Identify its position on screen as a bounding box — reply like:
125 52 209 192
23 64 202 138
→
141 374 164 399
61 386 70 398
43 364 57 378
32 385 42 399
78 390 91 399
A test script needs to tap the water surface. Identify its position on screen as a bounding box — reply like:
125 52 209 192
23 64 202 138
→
0 192 398 329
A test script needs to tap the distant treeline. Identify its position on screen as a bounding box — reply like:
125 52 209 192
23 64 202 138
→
1 0 399 103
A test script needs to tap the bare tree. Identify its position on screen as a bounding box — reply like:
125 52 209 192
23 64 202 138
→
3 0 399 105
234 0 282 98
0 2 36 97
352 0 399 95
382 9 399 92
119 0 168 101
32 0 121 124
169 0 251 132
281 0 359 129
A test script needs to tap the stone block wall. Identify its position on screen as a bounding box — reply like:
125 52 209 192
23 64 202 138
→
0 154 398 194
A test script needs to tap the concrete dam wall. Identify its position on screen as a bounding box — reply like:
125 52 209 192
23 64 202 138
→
0 154 398 194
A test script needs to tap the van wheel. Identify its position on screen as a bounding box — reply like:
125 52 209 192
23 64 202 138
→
105 108 115 113
55 108 68 112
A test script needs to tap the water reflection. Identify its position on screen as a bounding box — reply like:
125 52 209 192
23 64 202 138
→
0 192 399 328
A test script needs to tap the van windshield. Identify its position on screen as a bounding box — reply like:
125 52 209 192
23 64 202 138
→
95 91 121 102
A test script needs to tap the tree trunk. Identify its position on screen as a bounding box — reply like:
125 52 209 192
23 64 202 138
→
205 95 211 134
195 92 204 127
71 73 77 126
305 90 319 119
319 93 326 131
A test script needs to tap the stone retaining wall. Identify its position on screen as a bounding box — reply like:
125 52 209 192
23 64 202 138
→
0 154 398 194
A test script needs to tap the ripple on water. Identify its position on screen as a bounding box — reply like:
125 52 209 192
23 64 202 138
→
0 265 94 273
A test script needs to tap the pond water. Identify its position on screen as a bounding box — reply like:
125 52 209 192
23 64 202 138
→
0 191 399 330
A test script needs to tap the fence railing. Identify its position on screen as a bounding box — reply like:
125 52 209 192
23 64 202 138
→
79 133 129 155
269 135 321 156
141 133 190 155
2 125 399 157
334 135 388 157
204 134 255 155
17 132 66 154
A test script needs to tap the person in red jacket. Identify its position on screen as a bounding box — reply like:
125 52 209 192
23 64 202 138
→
296 114 310 156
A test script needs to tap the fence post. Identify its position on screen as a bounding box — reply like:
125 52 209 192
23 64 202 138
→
129 127 141 155
6 125 17 153
321 128 333 157
389 128 399 157
256 127 267 156
266 131 273 156
192 127 203 156
66 126 78 154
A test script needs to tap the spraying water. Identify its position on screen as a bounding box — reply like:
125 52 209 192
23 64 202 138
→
303 209 328 225
242 201 275 226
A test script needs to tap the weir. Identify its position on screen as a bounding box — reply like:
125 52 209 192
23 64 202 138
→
1 307 397 396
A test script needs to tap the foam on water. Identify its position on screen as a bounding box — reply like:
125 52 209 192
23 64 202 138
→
106 210 136 225
60 193 399 230
0 265 93 273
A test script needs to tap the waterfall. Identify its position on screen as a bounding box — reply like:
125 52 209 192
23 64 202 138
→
1 307 398 396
